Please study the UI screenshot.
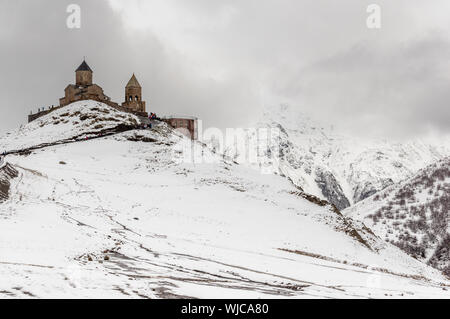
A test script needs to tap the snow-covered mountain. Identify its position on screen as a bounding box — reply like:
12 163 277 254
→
251 104 450 210
1 100 449 298
345 157 450 276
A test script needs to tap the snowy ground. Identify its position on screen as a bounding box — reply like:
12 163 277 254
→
0 134 448 298
0 101 449 298
0 101 139 153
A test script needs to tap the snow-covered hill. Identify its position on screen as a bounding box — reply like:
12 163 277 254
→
345 157 450 276
250 104 450 210
0 101 449 298
0 101 140 153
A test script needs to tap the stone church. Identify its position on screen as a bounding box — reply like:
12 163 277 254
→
122 74 146 112
59 60 113 107
28 60 198 140
59 60 146 114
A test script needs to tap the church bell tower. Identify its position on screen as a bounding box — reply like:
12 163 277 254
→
122 74 146 112
75 60 93 87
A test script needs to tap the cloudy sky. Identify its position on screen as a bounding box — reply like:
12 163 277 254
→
1 0 449 139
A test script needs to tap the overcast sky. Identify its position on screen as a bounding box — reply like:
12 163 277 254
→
1 0 449 139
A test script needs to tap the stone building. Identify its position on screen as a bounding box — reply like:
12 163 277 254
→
162 116 198 140
27 60 197 137
29 60 150 123
122 74 146 112
59 60 114 107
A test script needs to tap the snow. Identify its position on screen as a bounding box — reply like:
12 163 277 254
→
344 157 450 274
0 100 139 153
241 104 450 208
0 101 449 298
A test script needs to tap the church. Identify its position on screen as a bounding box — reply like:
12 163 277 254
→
28 60 198 140
121 74 146 113
29 60 148 122
59 60 146 114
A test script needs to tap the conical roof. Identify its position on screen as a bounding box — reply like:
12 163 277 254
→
126 74 141 88
76 60 93 72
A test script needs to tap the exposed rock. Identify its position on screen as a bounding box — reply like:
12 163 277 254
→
315 168 350 210
0 163 18 203
352 178 393 203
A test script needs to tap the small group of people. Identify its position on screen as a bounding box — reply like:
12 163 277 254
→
143 112 160 130
34 105 55 113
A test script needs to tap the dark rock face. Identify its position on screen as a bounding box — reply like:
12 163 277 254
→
353 178 393 203
0 163 18 203
353 182 377 204
315 168 351 210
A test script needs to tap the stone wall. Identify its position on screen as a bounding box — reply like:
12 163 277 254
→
28 106 63 123
122 85 146 112
76 70 93 86
28 98 148 123
162 117 198 140
60 84 111 107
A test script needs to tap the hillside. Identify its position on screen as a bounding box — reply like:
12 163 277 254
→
0 101 140 153
244 104 450 210
0 101 449 298
345 157 450 276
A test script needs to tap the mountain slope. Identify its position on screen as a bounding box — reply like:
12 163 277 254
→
249 104 450 209
345 157 450 276
0 101 449 298
0 100 139 153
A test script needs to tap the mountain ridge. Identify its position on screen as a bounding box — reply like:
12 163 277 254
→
345 157 450 276
249 104 450 209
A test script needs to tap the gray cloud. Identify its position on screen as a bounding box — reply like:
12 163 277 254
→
274 34 450 138
1 0 449 139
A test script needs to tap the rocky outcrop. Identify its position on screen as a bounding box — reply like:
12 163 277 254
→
315 168 350 210
0 163 18 203
352 178 393 203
